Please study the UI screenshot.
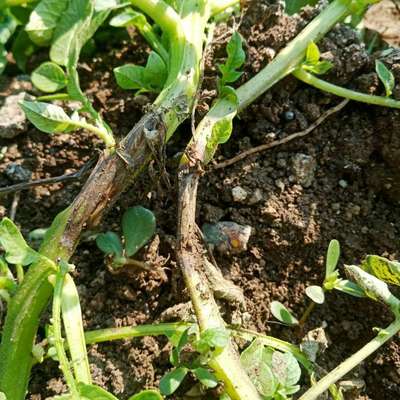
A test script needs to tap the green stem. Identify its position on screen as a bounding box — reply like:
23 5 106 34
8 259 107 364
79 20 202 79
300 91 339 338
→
73 120 116 149
298 301 316 328
236 0 351 111
130 0 181 35
36 93 70 102
299 318 400 400
137 23 169 64
52 265 80 398
15 263 24 284
293 68 400 109
61 273 91 385
211 0 239 15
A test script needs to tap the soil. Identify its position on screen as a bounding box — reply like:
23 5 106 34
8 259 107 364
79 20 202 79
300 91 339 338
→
1 1 400 399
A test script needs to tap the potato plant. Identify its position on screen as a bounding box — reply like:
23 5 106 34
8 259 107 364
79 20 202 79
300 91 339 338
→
0 0 399 399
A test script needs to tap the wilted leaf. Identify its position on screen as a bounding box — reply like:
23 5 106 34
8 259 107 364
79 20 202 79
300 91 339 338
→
31 62 67 93
122 206 156 257
160 367 188 396
271 351 301 387
240 339 278 397
305 285 325 304
376 60 395 97
96 232 123 257
0 218 39 265
270 301 298 325
362 255 400 286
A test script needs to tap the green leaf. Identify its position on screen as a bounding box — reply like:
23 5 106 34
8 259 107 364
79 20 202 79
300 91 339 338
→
195 327 230 355
240 339 278 397
114 64 146 90
143 52 167 92
204 91 238 164
19 101 77 134
170 327 190 366
159 367 188 396
325 239 340 279
94 0 130 11
271 351 301 387
12 30 36 72
375 60 395 97
305 285 325 304
334 279 365 298
361 255 400 286
0 47 7 75
306 42 320 64
270 301 298 325
218 32 245 87
0 218 39 266
303 60 333 75
285 0 318 15
0 392 6 400
110 8 147 28
0 11 17 45
122 206 156 257
96 232 123 257
193 368 218 388
128 390 163 400
31 62 67 93
78 383 119 399
25 0 69 46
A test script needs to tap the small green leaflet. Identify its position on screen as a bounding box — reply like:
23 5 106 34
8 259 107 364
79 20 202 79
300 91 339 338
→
25 0 69 46
305 285 325 304
270 301 299 325
325 239 340 279
12 30 36 72
333 279 365 298
0 218 39 266
122 206 156 257
285 0 318 15
94 0 130 11
240 340 278 397
96 232 123 257
375 60 395 97
195 327 230 355
159 367 188 396
78 383 118 399
302 42 332 75
361 255 400 286
128 390 163 400
193 368 218 388
218 32 245 87
31 62 68 93
20 101 79 134
114 52 167 93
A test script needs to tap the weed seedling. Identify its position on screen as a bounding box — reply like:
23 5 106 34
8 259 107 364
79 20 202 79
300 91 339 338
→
96 206 156 272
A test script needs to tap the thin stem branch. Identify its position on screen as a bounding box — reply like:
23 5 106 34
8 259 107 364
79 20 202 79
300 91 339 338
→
293 68 400 109
299 318 400 400
36 93 70 102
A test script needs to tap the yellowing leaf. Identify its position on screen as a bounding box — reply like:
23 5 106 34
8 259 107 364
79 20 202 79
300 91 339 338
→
362 255 400 286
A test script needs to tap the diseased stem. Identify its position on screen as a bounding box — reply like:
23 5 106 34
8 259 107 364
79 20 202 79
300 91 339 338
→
293 68 400 109
299 318 400 400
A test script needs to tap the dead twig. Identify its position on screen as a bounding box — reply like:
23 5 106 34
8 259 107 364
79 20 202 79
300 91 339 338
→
0 158 96 195
213 99 349 170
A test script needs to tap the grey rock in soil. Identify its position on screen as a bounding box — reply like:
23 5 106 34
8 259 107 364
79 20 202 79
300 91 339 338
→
291 153 316 188
231 186 248 202
5 163 32 182
202 221 252 254
0 92 32 139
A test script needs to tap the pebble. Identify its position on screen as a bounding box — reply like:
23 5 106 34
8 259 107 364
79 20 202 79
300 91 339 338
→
275 179 285 192
232 186 248 202
291 153 316 188
248 188 263 205
5 163 32 182
283 110 295 121
0 92 32 139
339 179 348 188
202 221 252 254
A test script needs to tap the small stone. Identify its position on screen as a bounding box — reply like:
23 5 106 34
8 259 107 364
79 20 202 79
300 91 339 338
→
344 211 353 221
232 186 248 202
275 179 285 192
350 205 361 216
283 110 295 121
338 379 366 392
0 92 32 139
291 153 316 188
301 326 330 363
5 163 32 182
276 158 287 168
248 188 263 205
339 179 348 188
202 221 252 254
331 203 341 211
361 226 368 234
